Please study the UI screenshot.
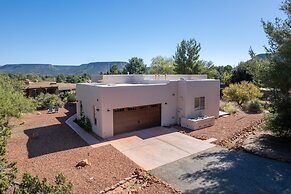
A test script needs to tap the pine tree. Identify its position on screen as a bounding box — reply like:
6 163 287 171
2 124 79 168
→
173 39 201 74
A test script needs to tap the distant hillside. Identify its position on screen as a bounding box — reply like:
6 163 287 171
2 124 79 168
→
256 53 269 60
0 62 127 75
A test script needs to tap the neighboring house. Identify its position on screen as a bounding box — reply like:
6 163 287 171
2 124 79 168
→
76 75 220 138
25 81 76 98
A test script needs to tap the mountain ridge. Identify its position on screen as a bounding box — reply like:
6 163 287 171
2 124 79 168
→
0 61 127 75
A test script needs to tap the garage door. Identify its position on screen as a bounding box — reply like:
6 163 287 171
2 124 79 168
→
113 104 161 135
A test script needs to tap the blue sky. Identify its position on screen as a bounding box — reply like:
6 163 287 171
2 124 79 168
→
0 0 284 67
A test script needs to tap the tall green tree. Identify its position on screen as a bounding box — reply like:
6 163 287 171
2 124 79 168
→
173 39 201 74
149 56 175 74
261 0 291 136
214 65 233 85
123 57 147 74
109 64 120 74
198 60 219 79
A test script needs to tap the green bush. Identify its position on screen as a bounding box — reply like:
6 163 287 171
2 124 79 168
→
244 100 263 113
35 93 64 109
264 96 291 136
219 102 239 114
223 81 263 106
75 116 92 132
15 173 73 194
67 92 76 103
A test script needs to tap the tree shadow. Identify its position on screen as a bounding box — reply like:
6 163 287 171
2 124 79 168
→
244 133 291 163
24 104 88 158
178 148 291 194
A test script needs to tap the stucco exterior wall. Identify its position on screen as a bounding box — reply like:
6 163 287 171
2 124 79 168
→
98 82 178 137
76 84 104 137
76 78 220 138
179 80 220 119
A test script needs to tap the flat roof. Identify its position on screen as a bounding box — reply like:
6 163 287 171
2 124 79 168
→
82 83 168 87
78 79 218 88
25 82 76 90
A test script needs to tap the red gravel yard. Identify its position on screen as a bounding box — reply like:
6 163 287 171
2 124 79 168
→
7 104 139 193
177 112 264 143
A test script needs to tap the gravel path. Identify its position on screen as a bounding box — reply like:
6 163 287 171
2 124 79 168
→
7 105 139 193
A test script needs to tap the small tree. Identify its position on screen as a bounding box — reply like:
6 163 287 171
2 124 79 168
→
149 56 175 74
109 64 120 74
66 92 76 103
223 81 263 106
173 39 201 74
198 60 219 79
123 57 147 74
36 93 63 108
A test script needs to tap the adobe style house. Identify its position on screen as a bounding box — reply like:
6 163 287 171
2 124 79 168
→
25 80 76 98
76 75 220 138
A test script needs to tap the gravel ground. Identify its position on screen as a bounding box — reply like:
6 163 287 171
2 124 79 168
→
138 183 178 194
242 130 291 163
7 104 139 193
177 112 264 142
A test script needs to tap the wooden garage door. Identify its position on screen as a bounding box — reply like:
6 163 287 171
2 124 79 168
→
113 104 161 135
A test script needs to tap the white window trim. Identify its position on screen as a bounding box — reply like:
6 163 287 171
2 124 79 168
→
194 97 205 110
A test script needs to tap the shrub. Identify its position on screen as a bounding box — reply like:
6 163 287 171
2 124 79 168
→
219 102 239 114
36 93 64 109
67 92 76 103
244 100 263 113
223 81 263 106
15 173 73 194
264 96 291 136
74 116 92 132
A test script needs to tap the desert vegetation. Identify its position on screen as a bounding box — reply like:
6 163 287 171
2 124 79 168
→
0 74 73 193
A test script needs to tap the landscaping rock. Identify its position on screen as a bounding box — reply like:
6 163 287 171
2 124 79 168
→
75 159 90 168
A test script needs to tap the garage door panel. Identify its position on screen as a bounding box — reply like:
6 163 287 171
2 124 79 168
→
113 104 161 135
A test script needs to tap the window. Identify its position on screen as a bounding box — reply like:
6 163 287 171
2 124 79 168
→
80 101 83 116
194 97 205 110
93 105 97 125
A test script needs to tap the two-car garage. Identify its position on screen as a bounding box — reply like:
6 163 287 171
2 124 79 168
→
113 104 161 135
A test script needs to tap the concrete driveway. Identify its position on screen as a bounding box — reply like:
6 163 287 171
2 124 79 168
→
102 127 215 170
151 147 291 194
67 115 215 170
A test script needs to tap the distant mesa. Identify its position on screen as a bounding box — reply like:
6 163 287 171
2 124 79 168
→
0 62 127 75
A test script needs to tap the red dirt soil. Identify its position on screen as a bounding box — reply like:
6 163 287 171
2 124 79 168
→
7 104 139 193
178 112 264 142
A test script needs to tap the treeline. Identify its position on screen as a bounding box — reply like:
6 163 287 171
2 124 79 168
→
106 40 270 88
5 73 91 83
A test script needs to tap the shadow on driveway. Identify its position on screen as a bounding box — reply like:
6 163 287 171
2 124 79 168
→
151 147 291 194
